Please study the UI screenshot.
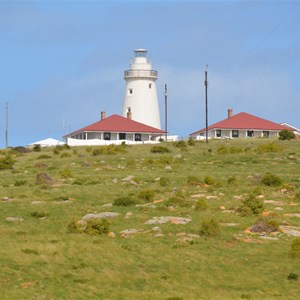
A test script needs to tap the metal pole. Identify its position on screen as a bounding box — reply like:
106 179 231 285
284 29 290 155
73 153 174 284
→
164 84 168 142
204 65 208 144
5 102 8 148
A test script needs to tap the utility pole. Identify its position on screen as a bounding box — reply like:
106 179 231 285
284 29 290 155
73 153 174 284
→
164 84 168 142
204 65 208 144
5 102 8 148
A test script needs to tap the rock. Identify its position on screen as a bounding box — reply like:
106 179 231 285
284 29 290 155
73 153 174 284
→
222 210 235 213
153 233 164 237
152 227 162 232
280 225 300 237
2 197 9 202
191 194 206 199
206 196 218 200
125 212 133 219
108 232 116 238
31 201 43 205
165 166 172 171
144 216 191 225
220 223 239 227
81 212 119 220
120 229 143 235
274 207 283 211
6 217 24 222
112 178 118 184
284 213 300 218
129 180 138 186
234 195 244 200
220 206 226 210
102 203 113 207
264 200 284 206
77 219 87 226
174 154 182 159
36 173 54 185
256 195 264 199
122 175 134 181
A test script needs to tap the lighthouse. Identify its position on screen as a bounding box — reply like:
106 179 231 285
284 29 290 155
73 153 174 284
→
123 49 161 129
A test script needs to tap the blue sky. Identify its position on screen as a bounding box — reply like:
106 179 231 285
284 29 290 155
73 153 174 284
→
0 0 299 147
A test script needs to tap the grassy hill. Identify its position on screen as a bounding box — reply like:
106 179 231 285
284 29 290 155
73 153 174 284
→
0 139 299 299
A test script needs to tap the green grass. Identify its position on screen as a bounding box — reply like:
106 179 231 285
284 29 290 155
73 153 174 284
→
0 139 300 299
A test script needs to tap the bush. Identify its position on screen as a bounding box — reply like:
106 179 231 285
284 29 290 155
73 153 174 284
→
113 196 136 206
85 219 110 235
199 218 220 237
227 176 237 184
59 168 73 178
0 155 15 170
187 176 201 185
172 140 188 151
290 238 300 258
256 142 283 153
261 173 283 187
32 144 42 152
36 173 54 185
195 199 208 211
37 154 51 159
138 189 155 202
287 273 299 281
250 218 280 233
14 180 27 186
187 137 195 146
92 145 127 156
238 195 264 216
165 191 189 208
30 211 49 218
217 145 228 154
204 176 215 185
159 177 169 187
60 152 72 158
12 146 31 154
150 146 171 154
279 129 295 141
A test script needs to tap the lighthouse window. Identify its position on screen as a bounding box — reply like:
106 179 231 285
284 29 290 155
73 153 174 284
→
129 88 133 95
134 133 142 141
104 132 111 140
149 83 152 89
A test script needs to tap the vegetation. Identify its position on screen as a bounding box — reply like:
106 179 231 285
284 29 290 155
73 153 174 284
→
0 139 299 299
279 129 296 141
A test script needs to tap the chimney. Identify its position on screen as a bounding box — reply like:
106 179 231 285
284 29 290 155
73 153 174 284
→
127 107 132 120
101 111 106 120
228 108 233 119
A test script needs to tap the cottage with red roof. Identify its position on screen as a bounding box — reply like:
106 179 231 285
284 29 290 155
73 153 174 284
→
64 111 166 146
190 109 289 140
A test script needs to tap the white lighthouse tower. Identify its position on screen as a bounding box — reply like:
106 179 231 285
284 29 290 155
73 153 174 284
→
123 49 161 129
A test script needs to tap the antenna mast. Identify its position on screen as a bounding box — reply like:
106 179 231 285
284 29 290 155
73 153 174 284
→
164 84 168 142
204 65 208 144
5 102 8 148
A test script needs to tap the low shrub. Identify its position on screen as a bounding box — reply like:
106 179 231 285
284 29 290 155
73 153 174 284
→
0 155 15 170
187 175 201 185
150 146 171 154
113 196 136 206
138 189 155 202
256 142 283 153
217 145 229 154
229 146 243 153
187 137 196 146
227 176 237 184
159 176 169 187
204 176 215 185
13 146 31 154
238 195 264 216
92 145 127 156
287 273 299 281
199 218 220 237
32 144 42 152
165 191 188 208
279 129 295 141
261 172 283 187
85 219 110 235
30 211 49 218
36 173 54 185
290 238 300 258
195 199 208 211
294 191 300 202
37 154 51 159
59 168 73 178
250 218 280 233
60 152 72 158
172 140 188 151
14 180 27 186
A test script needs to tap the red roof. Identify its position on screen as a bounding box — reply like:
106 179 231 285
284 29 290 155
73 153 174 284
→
66 114 166 137
191 112 289 135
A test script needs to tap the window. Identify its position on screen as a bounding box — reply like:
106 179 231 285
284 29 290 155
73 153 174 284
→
216 130 221 138
149 83 152 89
263 131 269 138
247 130 254 137
104 132 111 140
232 130 239 138
119 133 126 140
135 133 141 141
128 88 133 95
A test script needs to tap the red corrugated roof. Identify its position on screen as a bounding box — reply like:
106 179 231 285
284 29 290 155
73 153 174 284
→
191 112 289 135
66 114 166 137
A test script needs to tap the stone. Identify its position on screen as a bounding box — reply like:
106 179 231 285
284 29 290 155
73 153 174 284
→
220 223 239 227
206 196 218 200
81 212 119 220
125 212 133 219
6 217 24 222
274 207 283 211
153 233 164 237
220 206 226 210
112 178 118 184
108 232 116 238
122 175 134 181
165 166 172 171
191 194 206 199
129 180 138 186
144 216 191 225
152 226 162 232
284 213 300 218
174 154 182 159
280 225 300 237
119 229 143 235
102 203 113 207
256 195 264 199
2 197 9 201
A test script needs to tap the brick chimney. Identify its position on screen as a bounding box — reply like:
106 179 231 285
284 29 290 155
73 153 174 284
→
127 107 132 120
101 111 106 120
228 108 233 119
